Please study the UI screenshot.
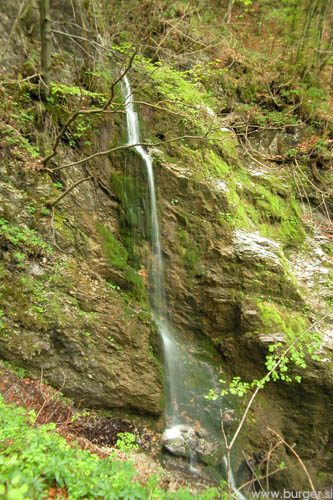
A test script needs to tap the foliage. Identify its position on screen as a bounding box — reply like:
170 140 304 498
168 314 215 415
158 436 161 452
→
0 218 53 256
49 83 106 102
116 431 139 454
0 395 219 499
3 126 40 160
206 302 323 402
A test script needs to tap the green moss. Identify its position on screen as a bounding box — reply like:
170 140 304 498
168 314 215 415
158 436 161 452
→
237 76 261 104
189 142 306 248
97 222 128 270
211 131 240 163
206 150 231 177
213 166 306 247
0 270 93 367
110 172 142 227
177 230 202 277
96 223 147 303
257 301 309 343
109 168 149 270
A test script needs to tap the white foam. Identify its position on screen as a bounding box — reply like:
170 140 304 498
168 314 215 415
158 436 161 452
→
163 425 184 441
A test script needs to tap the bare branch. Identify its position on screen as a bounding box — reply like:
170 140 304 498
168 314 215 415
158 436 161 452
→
238 136 279 171
43 108 82 166
132 99 193 117
223 0 234 25
50 128 219 172
49 176 92 207
52 28 94 43
42 51 137 167
0 0 28 65
39 0 52 99
1 73 40 85
106 50 137 111
243 451 265 493
34 368 66 425
265 439 284 491
238 465 288 493
268 428 318 499
220 409 232 496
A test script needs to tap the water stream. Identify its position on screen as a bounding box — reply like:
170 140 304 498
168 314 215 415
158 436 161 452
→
121 75 221 429
121 76 179 424
121 77 245 496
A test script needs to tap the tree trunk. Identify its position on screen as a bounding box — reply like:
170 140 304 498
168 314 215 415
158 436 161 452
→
39 0 51 100
296 0 319 64
319 20 333 71
313 0 330 70
223 0 233 25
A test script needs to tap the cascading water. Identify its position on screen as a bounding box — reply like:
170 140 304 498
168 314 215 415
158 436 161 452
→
121 75 221 430
121 75 181 425
121 77 245 497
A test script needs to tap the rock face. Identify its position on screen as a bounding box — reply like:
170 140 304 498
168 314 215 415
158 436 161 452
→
153 153 333 489
0 104 162 415
0 0 332 491
0 163 162 414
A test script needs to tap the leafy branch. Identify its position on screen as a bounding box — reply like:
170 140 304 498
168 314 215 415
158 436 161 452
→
216 311 329 494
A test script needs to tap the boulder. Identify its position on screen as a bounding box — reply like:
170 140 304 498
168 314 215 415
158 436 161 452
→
161 425 225 466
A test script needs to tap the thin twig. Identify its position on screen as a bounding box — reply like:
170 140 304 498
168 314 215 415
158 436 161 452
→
49 176 92 207
220 409 232 496
0 0 28 64
238 136 273 170
242 451 265 493
1 73 40 85
49 127 219 172
238 465 288 493
268 428 318 500
265 439 283 491
132 100 190 117
294 159 331 196
228 312 330 452
106 50 137 111
42 51 137 167
35 369 66 425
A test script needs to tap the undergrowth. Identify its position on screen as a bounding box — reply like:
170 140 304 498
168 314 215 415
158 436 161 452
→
0 395 219 499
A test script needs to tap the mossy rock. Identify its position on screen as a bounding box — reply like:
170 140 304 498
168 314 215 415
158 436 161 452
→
96 222 148 304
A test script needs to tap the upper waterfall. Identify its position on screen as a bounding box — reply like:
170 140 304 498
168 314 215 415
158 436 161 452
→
121 75 166 318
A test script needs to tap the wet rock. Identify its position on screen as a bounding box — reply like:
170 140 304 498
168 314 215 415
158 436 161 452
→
161 425 224 466
232 229 281 268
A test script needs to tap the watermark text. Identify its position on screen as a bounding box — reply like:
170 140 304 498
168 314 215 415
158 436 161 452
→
252 490 333 499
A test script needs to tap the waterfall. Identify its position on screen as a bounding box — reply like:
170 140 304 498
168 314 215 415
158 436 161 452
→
121 75 181 425
121 75 222 430
120 77 245 499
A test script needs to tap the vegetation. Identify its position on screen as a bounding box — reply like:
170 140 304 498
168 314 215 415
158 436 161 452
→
0 0 332 495
0 395 219 499
97 222 148 302
0 218 53 257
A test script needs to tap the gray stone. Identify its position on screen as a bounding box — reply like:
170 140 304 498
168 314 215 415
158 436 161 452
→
161 425 224 466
